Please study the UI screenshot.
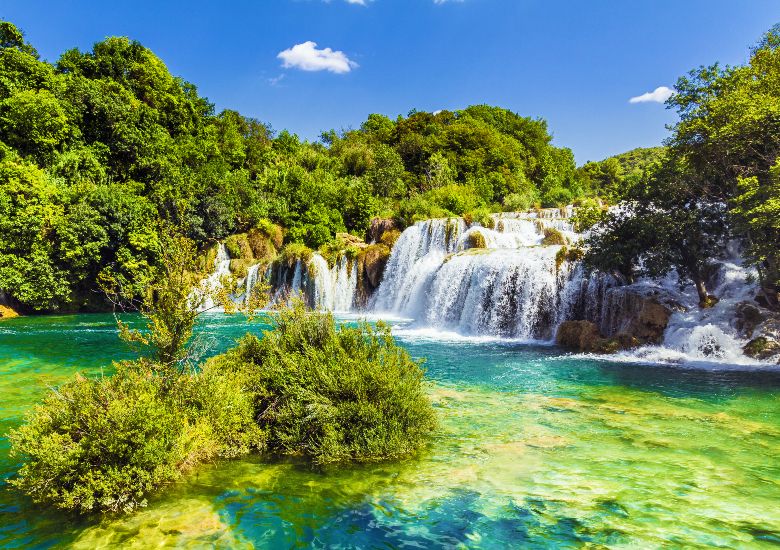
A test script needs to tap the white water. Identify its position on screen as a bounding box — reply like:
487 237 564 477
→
263 253 358 312
197 208 774 366
198 243 231 312
372 216 574 340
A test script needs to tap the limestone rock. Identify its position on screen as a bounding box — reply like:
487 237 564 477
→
556 321 603 352
744 318 780 363
367 218 400 245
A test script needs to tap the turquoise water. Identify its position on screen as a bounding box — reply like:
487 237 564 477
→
1 314 780 548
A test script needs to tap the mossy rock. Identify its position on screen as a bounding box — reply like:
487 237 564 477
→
253 220 284 250
555 245 584 271
196 243 220 275
357 244 391 291
225 234 253 260
542 227 567 246
743 336 780 360
279 243 314 267
380 229 402 249
247 228 279 263
466 230 487 249
699 295 720 309
229 259 252 279
0 304 19 319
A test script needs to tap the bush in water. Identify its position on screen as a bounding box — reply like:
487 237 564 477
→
8 304 436 514
8 360 264 514
204 302 437 464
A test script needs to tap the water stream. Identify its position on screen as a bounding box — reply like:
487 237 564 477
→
0 314 778 547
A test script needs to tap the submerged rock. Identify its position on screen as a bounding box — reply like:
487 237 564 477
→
556 321 640 353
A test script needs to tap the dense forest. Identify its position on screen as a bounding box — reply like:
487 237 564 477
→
0 20 621 313
1 18 777 315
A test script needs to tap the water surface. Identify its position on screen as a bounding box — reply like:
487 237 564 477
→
1 314 779 548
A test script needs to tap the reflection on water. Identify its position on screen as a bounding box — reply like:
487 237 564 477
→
1 314 779 548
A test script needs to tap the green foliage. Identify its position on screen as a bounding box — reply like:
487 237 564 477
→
204 303 436 464
278 242 314 266
0 19 584 312
732 160 780 302
8 361 264 514
571 198 605 232
584 25 780 307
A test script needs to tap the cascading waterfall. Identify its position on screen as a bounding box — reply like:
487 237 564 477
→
198 243 232 311
262 253 358 312
372 215 577 339
198 210 774 365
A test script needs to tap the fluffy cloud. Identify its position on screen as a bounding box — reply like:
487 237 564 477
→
345 0 368 4
629 86 674 104
277 41 358 74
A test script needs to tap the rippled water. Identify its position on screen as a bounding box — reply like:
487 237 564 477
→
1 314 780 548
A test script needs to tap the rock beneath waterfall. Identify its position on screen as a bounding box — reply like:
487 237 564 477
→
556 321 640 353
592 286 681 344
358 244 391 292
734 301 774 338
556 321 603 351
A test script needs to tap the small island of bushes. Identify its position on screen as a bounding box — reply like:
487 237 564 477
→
8 235 436 515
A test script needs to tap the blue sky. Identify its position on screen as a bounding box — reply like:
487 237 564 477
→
2 1 778 163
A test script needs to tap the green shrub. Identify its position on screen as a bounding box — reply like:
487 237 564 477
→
204 304 437 464
503 191 534 212
463 207 495 229
7 361 263 514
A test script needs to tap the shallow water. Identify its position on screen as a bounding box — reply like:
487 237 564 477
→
1 314 780 548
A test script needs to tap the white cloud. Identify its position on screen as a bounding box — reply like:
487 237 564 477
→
268 74 286 86
629 86 674 104
345 0 367 4
277 41 358 74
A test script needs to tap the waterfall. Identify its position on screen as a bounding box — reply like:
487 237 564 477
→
372 216 576 339
243 263 262 306
198 243 231 311
261 253 358 312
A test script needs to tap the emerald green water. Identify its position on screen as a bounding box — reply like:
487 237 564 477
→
1 314 780 548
